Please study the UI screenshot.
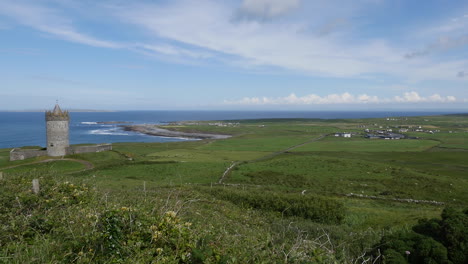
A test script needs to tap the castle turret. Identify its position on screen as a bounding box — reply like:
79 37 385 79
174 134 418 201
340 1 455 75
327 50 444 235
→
45 104 69 156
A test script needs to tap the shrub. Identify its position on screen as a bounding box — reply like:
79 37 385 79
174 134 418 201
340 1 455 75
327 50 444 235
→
0 174 225 263
414 207 468 264
374 207 468 264
205 187 345 224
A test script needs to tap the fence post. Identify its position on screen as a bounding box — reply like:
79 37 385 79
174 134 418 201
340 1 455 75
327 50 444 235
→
32 179 40 194
143 181 147 201
0 171 3 180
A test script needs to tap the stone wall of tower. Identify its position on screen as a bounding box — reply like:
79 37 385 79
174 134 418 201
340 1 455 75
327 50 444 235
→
46 119 70 156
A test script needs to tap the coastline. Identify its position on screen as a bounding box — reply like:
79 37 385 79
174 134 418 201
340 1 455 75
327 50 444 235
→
121 124 232 140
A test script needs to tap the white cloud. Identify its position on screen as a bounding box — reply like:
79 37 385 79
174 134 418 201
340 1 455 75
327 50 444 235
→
110 1 468 81
225 91 459 105
134 44 212 59
0 1 121 48
405 35 468 59
406 13 468 60
38 26 122 48
0 1 211 60
358 94 380 103
393 91 422 102
112 1 403 78
1 0 467 82
394 92 457 103
239 0 301 18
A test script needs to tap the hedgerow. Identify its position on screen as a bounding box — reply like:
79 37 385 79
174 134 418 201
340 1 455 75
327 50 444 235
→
204 187 345 224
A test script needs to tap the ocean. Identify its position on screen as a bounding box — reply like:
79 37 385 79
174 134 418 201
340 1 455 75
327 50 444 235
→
0 110 458 149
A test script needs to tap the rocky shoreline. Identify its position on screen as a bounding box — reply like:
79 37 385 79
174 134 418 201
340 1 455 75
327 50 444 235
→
121 125 232 140
97 121 133 124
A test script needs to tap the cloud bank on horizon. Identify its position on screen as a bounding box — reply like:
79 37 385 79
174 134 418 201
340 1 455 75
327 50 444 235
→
225 91 458 105
0 0 467 110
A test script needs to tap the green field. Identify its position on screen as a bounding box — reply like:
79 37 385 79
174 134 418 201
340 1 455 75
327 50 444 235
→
2 160 86 174
293 136 440 152
1 114 467 263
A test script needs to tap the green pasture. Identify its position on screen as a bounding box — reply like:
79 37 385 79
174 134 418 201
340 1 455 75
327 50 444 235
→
228 153 467 204
293 136 440 152
80 161 227 189
112 140 209 159
200 134 318 152
0 148 9 166
425 132 468 149
147 149 267 162
2 160 85 175
315 151 468 180
343 199 442 229
68 150 128 167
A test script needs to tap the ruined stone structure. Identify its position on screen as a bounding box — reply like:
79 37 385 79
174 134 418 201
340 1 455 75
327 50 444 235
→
9 104 112 161
67 144 112 154
9 148 47 161
46 104 70 156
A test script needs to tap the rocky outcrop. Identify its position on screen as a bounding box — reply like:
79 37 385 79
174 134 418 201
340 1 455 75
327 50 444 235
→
121 125 231 140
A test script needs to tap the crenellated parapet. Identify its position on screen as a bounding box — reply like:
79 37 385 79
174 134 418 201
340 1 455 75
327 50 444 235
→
45 104 69 121
45 110 69 121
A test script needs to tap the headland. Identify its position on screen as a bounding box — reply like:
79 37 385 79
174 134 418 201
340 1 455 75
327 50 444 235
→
121 124 232 139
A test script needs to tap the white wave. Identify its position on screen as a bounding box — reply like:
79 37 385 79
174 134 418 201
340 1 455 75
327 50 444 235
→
81 122 98 125
89 128 132 136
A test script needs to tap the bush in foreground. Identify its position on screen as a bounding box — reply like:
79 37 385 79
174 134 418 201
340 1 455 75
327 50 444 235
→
0 174 224 263
0 174 342 263
374 207 468 264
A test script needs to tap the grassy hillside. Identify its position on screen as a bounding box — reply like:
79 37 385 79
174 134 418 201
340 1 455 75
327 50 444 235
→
0 114 467 263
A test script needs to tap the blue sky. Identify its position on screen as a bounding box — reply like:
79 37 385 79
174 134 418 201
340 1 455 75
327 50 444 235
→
0 0 467 110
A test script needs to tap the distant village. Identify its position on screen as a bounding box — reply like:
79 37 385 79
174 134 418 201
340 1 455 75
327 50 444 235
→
170 117 463 141
336 116 459 140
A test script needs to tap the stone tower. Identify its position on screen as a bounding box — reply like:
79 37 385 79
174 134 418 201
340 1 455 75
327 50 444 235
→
45 104 70 156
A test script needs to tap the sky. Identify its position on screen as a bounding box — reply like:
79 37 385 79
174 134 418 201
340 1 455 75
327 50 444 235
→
0 0 467 111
